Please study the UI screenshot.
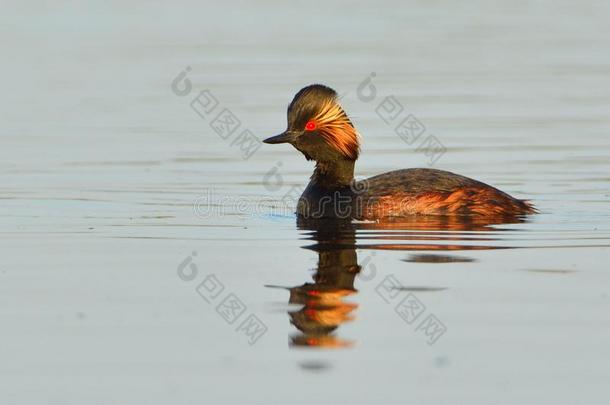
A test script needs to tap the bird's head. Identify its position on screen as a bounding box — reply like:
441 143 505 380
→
264 84 360 162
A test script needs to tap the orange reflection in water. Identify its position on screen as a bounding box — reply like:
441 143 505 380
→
272 215 529 349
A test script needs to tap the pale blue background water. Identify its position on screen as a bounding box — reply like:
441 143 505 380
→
1 1 609 404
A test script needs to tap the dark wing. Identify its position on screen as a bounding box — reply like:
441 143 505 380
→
361 168 487 195
357 168 535 217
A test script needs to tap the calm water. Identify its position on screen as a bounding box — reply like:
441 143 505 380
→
2 1 610 404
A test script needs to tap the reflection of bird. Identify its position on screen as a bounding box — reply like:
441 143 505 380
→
280 220 360 349
264 84 536 220
288 284 358 349
269 216 528 349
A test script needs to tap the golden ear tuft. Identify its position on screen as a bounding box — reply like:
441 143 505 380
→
313 99 360 160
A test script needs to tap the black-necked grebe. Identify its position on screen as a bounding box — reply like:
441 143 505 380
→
264 84 535 220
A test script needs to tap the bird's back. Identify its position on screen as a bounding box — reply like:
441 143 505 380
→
355 168 535 218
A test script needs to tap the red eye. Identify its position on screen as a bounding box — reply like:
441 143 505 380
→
305 120 316 131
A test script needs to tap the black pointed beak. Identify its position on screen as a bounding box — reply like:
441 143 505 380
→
263 131 298 144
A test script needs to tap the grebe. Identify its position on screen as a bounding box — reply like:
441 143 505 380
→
264 84 535 220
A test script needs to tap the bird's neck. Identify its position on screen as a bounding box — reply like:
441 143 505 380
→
311 159 355 188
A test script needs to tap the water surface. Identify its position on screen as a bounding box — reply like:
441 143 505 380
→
1 1 609 404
